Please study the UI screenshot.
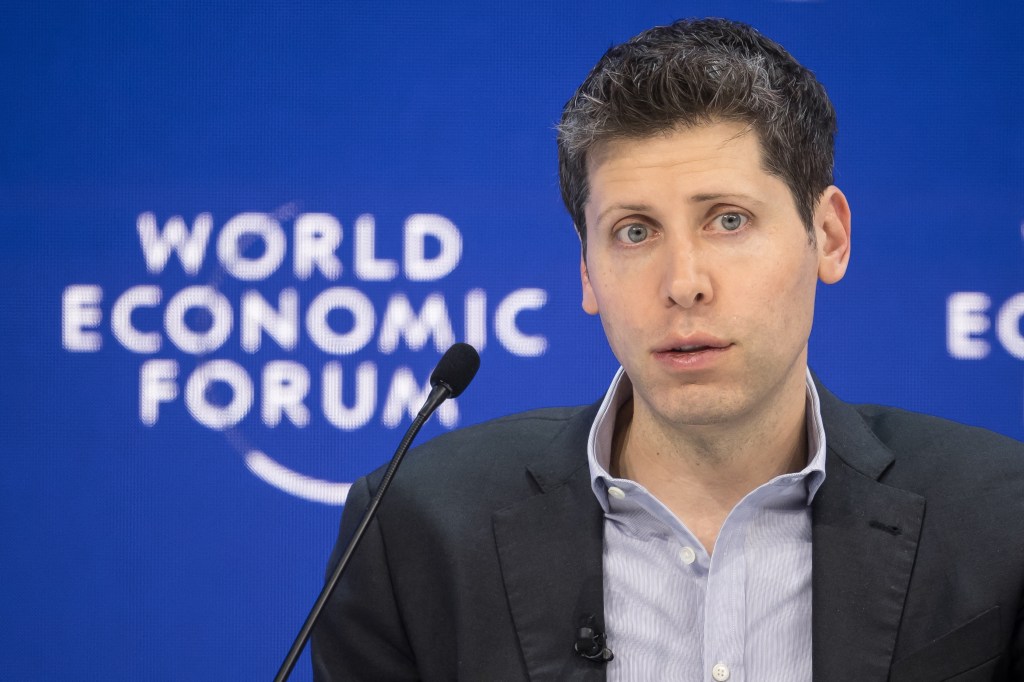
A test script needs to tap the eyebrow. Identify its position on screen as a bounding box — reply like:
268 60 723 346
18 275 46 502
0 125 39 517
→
689 193 762 205
595 203 653 224
595 194 762 224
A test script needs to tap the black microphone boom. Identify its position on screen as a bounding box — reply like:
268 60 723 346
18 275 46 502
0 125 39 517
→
273 343 481 682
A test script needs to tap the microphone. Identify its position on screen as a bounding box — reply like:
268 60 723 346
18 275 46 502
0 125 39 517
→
273 343 481 682
419 341 481 416
574 615 613 662
572 576 613 664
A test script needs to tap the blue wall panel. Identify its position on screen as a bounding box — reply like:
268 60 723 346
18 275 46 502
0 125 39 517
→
1 2 1021 679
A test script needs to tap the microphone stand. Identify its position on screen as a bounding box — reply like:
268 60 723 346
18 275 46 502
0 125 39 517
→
272 383 452 682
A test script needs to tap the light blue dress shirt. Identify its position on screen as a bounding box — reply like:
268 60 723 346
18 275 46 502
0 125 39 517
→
587 367 827 682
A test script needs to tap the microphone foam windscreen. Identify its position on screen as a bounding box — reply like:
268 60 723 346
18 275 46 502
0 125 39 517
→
430 343 481 398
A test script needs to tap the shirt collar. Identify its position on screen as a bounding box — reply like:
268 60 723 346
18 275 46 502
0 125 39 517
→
587 366 828 513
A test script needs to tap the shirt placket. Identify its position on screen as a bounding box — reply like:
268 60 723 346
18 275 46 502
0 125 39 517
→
702 498 757 682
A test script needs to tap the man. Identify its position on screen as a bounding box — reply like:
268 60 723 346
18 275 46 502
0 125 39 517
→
313 18 1024 681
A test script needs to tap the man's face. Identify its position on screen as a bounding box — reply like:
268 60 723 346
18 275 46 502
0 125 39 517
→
581 121 850 431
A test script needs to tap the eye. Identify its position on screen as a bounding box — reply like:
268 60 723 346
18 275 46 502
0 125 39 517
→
714 212 748 232
615 224 650 244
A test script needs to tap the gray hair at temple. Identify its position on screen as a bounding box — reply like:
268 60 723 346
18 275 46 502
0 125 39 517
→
557 18 836 254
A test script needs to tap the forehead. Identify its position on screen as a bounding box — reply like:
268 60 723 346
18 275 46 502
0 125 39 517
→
582 122 786 210
586 121 763 179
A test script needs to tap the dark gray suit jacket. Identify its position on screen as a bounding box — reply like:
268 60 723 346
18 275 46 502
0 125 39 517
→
312 382 1024 681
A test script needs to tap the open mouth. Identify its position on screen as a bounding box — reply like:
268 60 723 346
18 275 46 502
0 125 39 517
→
662 343 728 354
654 341 731 366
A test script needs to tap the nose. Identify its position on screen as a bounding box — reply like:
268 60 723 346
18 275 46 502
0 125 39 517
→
661 241 713 308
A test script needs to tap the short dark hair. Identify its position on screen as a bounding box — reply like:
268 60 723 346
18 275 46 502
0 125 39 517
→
557 18 836 253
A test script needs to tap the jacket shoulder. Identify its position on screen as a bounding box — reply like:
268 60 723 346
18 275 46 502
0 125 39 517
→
853 402 1024 461
412 404 594 462
357 403 598 511
843 402 1024 500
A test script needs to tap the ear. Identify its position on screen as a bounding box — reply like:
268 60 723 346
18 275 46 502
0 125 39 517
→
581 253 599 315
815 186 852 284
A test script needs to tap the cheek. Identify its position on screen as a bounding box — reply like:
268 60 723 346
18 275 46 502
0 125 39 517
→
590 278 649 336
737 256 818 326
775 266 819 330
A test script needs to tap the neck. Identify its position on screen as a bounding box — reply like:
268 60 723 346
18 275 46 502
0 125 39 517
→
610 369 810 549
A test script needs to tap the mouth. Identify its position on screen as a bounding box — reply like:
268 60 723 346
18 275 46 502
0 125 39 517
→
666 344 720 353
653 337 732 367
656 338 731 354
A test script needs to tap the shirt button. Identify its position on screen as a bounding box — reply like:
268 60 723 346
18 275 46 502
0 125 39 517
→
711 663 730 681
607 486 626 500
678 546 696 565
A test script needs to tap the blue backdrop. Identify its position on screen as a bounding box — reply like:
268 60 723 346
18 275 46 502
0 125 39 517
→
2 2 1022 679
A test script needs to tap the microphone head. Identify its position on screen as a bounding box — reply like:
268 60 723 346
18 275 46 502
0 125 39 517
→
430 343 480 398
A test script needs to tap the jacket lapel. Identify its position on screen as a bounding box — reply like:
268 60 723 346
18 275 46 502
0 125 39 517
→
812 383 925 681
491 384 926 681
493 404 608 682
